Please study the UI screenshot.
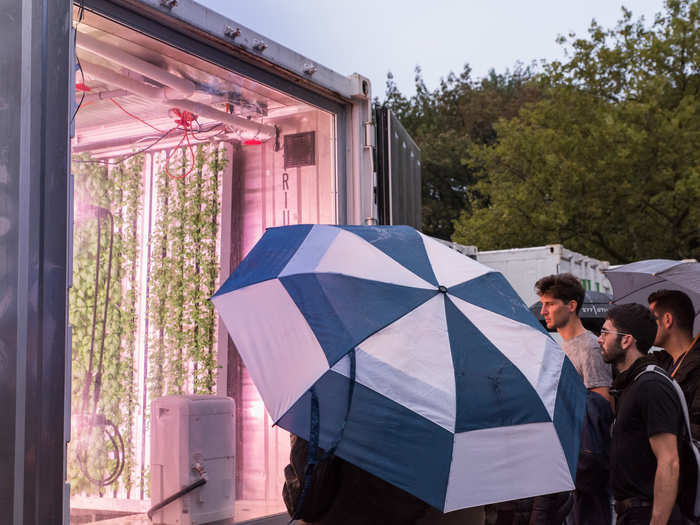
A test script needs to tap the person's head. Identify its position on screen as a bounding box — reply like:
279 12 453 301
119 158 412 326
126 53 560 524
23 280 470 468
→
535 273 585 330
647 289 695 346
598 303 657 367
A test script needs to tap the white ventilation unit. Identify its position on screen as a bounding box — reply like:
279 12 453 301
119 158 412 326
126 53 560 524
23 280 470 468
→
150 395 236 525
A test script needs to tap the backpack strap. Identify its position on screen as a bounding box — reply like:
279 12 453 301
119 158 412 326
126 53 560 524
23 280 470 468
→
633 364 694 440
290 387 321 523
636 364 700 520
289 349 357 523
324 349 356 458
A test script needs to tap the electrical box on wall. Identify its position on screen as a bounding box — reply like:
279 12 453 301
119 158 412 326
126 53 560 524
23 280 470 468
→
284 131 316 169
151 396 236 525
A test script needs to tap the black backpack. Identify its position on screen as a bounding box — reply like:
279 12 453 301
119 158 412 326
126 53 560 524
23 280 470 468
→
634 365 700 522
282 436 341 522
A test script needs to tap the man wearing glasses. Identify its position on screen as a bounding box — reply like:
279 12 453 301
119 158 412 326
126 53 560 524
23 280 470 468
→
600 304 683 525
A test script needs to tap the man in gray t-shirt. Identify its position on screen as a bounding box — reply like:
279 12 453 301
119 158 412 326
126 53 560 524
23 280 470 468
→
533 273 613 525
535 274 612 402
561 330 612 390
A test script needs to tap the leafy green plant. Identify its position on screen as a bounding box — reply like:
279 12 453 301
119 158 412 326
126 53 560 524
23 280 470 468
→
69 153 143 496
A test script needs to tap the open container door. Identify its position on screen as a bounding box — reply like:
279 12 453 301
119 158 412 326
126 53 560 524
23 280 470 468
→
65 1 372 523
1 1 72 524
375 106 422 229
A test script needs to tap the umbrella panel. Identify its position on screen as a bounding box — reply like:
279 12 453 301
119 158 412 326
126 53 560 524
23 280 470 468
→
280 273 437 366
445 297 552 432
277 369 455 511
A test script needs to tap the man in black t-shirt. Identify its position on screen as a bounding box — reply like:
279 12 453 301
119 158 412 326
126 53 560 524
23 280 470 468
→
598 304 683 525
648 289 700 439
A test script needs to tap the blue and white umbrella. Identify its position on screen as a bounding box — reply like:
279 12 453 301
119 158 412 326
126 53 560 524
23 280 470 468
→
212 224 586 511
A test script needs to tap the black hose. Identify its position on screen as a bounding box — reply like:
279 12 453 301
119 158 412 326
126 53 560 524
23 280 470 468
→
92 210 114 418
81 215 101 416
75 414 125 487
147 476 207 521
76 207 123 488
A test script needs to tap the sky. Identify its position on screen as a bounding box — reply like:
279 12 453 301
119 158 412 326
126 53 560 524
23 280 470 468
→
198 0 667 100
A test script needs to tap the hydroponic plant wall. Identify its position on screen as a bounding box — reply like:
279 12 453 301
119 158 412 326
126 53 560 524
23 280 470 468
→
69 142 227 498
148 144 226 397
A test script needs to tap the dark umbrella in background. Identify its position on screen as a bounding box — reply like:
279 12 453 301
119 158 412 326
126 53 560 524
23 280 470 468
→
604 259 700 333
529 290 613 335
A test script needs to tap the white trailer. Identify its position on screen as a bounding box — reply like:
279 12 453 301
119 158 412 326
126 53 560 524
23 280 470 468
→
477 244 612 306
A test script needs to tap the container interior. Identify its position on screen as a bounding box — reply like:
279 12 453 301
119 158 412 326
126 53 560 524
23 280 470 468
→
70 6 338 523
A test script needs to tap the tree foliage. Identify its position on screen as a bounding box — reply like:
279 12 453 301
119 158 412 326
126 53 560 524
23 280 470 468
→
383 64 540 239
452 0 700 262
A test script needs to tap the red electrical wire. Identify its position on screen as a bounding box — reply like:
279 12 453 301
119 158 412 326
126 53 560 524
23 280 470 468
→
110 98 165 133
165 109 198 180
76 92 200 178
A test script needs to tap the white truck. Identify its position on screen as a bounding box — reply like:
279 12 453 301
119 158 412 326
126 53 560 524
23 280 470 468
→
439 242 612 307
477 244 612 307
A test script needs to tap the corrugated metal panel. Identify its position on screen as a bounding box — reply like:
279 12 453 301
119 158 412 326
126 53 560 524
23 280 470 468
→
375 107 421 229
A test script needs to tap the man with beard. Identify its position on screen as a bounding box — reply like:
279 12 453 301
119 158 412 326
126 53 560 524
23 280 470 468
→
648 289 700 439
599 304 683 525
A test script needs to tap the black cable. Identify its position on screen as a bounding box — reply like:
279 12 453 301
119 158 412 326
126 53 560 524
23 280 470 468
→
101 419 125 486
192 120 220 133
72 122 229 167
71 1 86 123
92 210 113 418
191 120 227 141
147 476 207 521
80 214 102 416
72 55 85 123
71 126 179 165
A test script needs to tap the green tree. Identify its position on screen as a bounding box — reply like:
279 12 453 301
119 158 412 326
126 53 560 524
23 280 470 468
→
453 0 700 262
383 64 539 239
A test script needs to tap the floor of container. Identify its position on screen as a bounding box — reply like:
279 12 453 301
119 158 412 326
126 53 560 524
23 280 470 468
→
71 497 287 524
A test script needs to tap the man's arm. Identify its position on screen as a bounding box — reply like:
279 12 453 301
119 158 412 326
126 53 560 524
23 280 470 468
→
590 386 613 407
583 338 614 407
648 432 680 525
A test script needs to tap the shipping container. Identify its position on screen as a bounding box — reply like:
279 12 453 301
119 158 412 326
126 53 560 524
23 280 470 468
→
1 1 420 523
